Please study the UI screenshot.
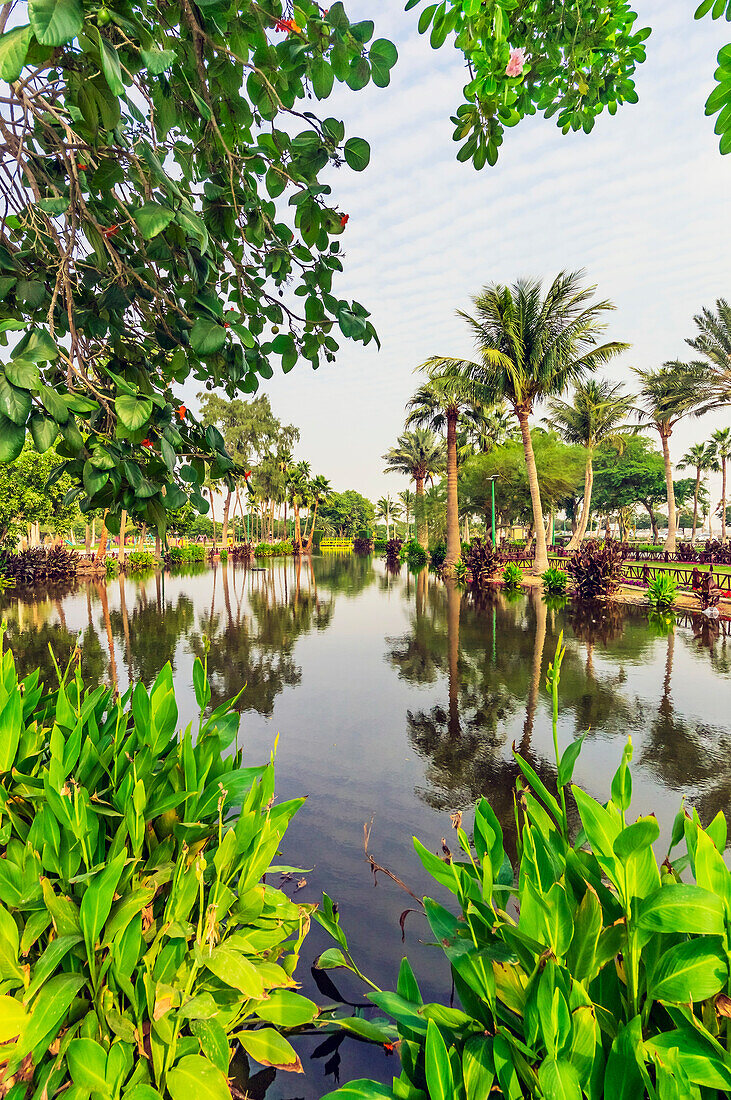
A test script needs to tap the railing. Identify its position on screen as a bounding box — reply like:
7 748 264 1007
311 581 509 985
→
320 538 353 552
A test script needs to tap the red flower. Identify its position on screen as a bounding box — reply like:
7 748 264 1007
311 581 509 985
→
383 1043 394 1055
275 18 300 32
224 322 230 329
78 163 88 171
103 224 119 238
141 438 153 448
177 405 186 420
340 213 349 227
245 470 252 479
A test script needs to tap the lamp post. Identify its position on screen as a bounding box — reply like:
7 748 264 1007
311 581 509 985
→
486 475 497 546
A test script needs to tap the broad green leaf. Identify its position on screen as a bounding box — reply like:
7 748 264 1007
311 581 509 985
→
0 690 22 772
0 25 32 81
648 939 728 1003
5 360 39 389
613 816 660 860
140 48 176 74
24 935 82 1002
343 136 371 172
17 972 85 1060
190 319 226 356
167 1055 232 1100
539 1057 582 1100
38 385 69 423
369 38 398 87
425 1018 453 1100
0 374 31 426
99 36 124 96
28 0 83 45
202 946 266 998
0 414 25 462
67 1038 110 1095
250 990 317 1028
115 395 152 431
79 851 126 954
566 886 602 983
321 1085 393 1100
637 885 725 936
463 1036 495 1100
313 947 353 970
190 1019 229 1074
233 1028 302 1072
311 57 334 99
0 995 27 1042
133 203 175 240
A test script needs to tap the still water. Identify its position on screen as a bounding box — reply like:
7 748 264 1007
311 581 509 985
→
3 555 731 1097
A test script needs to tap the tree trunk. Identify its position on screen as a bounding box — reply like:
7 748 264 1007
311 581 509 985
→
692 468 701 546
519 592 547 755
95 511 109 562
516 408 548 572
445 578 461 738
660 429 677 553
642 499 659 543
306 501 319 551
119 509 127 568
84 523 91 556
208 490 217 549
722 457 727 545
293 502 302 551
221 489 232 547
414 475 427 548
444 409 461 574
569 456 594 550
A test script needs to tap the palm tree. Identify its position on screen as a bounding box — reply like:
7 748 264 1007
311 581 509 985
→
710 427 731 545
383 429 444 549
633 362 707 553
680 442 719 545
425 272 628 571
305 475 332 552
286 461 310 552
399 489 415 538
685 298 731 404
546 378 634 550
375 495 401 540
406 377 491 573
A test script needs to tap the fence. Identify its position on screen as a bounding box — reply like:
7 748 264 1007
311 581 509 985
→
320 538 353 552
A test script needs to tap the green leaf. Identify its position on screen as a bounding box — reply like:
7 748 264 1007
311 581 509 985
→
5 360 39 389
79 852 126 955
321 1085 393 1100
311 57 334 99
38 385 69 423
251 990 317 1028
98 35 124 96
190 1019 229 1074
0 995 27 1043
202 947 266 998
425 1018 453 1099
28 0 83 46
539 1057 582 1100
167 1055 232 1100
234 1029 302 1072
16 972 85 1061
67 1038 111 1095
0 25 33 81
648 939 728 1003
637 885 725 936
0 414 25 462
0 374 31 426
133 203 175 240
613 815 660 860
463 1036 495 1100
343 136 371 171
190 319 226 356
140 48 176 74
115 395 152 431
369 38 398 87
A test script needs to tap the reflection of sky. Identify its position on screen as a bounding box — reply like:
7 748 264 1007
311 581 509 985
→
183 0 731 507
4 561 731 1096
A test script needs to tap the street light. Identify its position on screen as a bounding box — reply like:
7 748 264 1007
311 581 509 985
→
486 475 497 546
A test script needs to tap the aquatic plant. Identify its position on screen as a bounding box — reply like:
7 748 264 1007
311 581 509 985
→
353 536 374 555
463 536 497 588
402 539 429 569
385 538 404 567
105 557 119 578
322 637 731 1099
647 571 678 611
219 547 228 561
429 541 447 569
166 544 207 566
0 546 79 584
566 538 624 600
502 561 523 588
126 549 157 572
0 630 315 1098
541 565 568 595
254 539 294 558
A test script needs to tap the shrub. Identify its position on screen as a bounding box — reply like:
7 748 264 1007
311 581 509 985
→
353 536 374 555
321 637 731 1100
167 543 207 566
454 559 468 582
462 536 497 588
674 541 699 562
219 547 228 561
429 540 447 569
401 539 428 568
372 538 388 553
0 546 79 583
126 549 157 572
228 542 253 562
693 568 722 610
385 537 403 566
254 539 293 557
541 565 568 595
566 537 624 599
502 561 523 588
647 570 678 610
105 557 119 578
0 630 315 1098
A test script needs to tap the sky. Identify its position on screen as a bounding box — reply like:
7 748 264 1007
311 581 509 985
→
193 0 731 506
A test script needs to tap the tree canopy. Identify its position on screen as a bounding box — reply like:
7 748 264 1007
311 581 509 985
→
0 0 394 531
318 488 374 536
0 444 80 545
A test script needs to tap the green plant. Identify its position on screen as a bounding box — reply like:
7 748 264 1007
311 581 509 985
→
429 541 447 569
541 565 568 595
322 636 731 1099
219 548 228 562
167 544 207 566
126 549 157 573
254 540 293 558
647 570 678 611
502 561 523 588
0 628 316 1098
454 559 468 583
105 557 120 578
401 539 428 569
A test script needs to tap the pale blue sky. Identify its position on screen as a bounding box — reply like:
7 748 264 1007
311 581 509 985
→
199 0 731 503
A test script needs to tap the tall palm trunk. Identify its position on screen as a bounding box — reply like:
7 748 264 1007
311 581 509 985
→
119 509 127 568
306 500 320 551
414 475 427 549
95 511 109 562
293 502 302 551
444 409 461 573
446 578 461 738
208 490 217 549
516 408 548 572
519 592 547 755
84 523 91 556
721 457 727 545
569 455 594 551
660 429 677 553
692 467 701 546
221 489 232 547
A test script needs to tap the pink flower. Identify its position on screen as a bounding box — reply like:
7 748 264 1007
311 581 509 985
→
505 48 526 78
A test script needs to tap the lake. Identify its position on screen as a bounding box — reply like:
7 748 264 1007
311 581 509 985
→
3 554 731 1097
